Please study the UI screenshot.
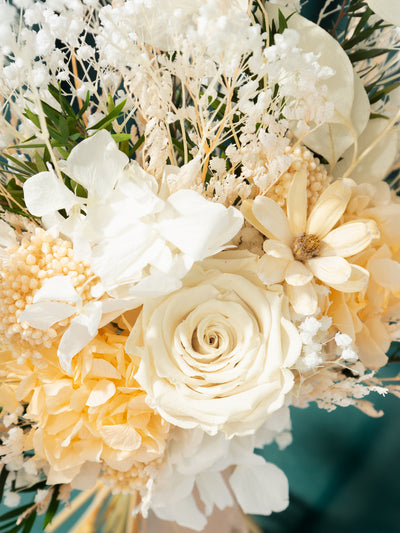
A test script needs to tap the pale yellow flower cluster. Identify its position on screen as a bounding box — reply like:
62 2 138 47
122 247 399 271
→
0 326 169 487
329 182 400 369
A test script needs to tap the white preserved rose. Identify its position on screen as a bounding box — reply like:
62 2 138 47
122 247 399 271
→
127 252 301 437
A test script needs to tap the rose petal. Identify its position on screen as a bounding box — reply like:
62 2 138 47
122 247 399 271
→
306 180 353 238
307 256 351 285
321 220 380 257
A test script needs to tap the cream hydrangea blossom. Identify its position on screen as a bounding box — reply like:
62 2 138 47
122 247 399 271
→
149 420 290 531
242 172 379 316
23 130 243 300
127 251 301 437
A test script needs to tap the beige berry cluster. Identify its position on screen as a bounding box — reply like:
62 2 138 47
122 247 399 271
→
0 227 96 362
267 145 331 213
101 459 161 495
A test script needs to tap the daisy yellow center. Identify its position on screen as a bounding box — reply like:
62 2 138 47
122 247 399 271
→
292 233 321 262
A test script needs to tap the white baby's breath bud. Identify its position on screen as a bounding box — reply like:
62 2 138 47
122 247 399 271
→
4 491 20 508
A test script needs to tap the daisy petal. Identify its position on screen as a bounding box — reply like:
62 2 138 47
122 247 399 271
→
287 170 308 235
307 256 351 285
252 196 292 244
258 255 289 285
263 240 294 260
321 220 379 257
286 282 318 316
306 179 353 238
329 264 369 293
285 260 313 286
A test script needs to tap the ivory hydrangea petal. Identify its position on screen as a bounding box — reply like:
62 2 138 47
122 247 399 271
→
32 276 82 305
230 462 289 514
252 196 292 244
86 380 116 407
369 258 400 292
306 180 352 237
63 129 128 199
159 189 243 259
99 424 141 451
58 301 102 374
23 171 78 217
307 256 351 285
18 301 76 330
321 221 379 258
0 219 17 248
366 0 400 26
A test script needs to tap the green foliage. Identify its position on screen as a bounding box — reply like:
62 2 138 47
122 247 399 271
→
0 84 142 219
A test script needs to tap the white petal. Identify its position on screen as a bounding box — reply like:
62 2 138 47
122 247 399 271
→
321 220 379 257
285 260 313 286
86 380 116 407
23 171 78 217
57 301 102 374
196 471 233 516
286 282 318 316
252 196 292 244
65 130 128 199
307 256 351 285
266 6 369 166
287 170 308 235
369 258 400 292
333 118 398 183
230 462 289 515
18 301 75 330
366 1 400 26
258 255 289 285
32 276 81 305
329 264 369 293
0 220 17 248
153 494 207 532
303 73 370 166
159 190 243 259
306 179 353 237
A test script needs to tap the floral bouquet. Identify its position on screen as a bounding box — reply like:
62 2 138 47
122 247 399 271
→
0 0 399 531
